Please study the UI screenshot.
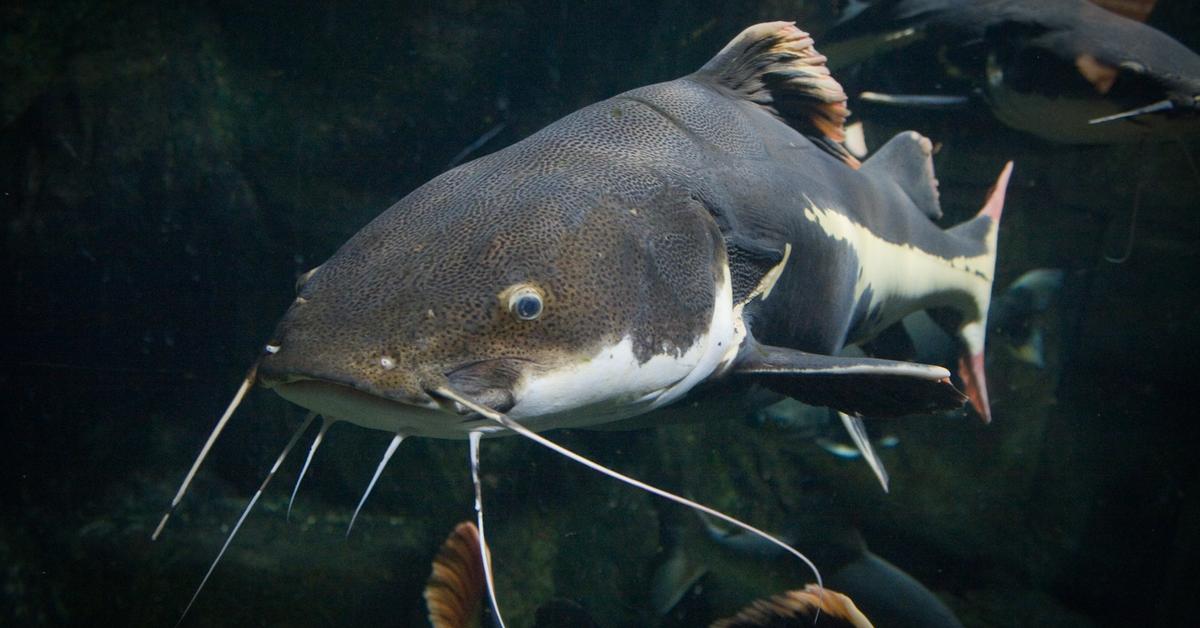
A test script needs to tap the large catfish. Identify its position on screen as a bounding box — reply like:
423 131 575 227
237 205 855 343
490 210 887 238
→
157 22 1011 622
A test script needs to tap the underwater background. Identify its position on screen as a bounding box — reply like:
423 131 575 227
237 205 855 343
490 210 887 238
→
4 0 1199 626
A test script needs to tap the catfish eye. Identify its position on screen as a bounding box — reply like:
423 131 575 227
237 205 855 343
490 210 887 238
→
506 286 544 321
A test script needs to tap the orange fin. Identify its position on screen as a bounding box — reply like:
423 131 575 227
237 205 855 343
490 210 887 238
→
425 521 486 628
710 584 874 627
1075 54 1118 95
959 351 991 424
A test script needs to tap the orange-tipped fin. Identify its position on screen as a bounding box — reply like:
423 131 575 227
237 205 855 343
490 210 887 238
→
981 161 1013 222
710 584 874 627
696 22 860 168
425 521 486 628
959 351 992 424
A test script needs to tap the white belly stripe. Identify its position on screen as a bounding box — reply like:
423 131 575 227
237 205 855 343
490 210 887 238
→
507 261 736 429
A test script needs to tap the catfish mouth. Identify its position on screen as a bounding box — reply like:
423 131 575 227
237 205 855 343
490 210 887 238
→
258 357 531 439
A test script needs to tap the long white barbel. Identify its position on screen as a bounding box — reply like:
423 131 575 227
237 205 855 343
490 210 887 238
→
175 411 316 626
469 431 507 628
288 416 335 520
346 430 405 537
154 371 256 541
433 387 823 590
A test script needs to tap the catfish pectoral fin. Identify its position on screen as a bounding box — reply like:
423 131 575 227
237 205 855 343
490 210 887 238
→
1089 98 1175 124
733 344 967 418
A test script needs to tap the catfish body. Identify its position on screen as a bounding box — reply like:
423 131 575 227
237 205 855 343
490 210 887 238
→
257 22 1007 437
821 0 1200 143
161 23 1012 624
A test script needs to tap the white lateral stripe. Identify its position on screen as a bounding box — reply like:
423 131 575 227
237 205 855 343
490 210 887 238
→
802 205 994 333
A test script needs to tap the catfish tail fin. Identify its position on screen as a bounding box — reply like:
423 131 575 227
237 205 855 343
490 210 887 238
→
942 161 1013 423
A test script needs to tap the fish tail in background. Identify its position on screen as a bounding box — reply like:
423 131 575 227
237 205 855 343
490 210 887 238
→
425 521 487 628
990 268 1067 369
944 161 1014 424
709 584 874 628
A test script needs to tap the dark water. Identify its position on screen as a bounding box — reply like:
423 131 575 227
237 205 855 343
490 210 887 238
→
4 1 1199 626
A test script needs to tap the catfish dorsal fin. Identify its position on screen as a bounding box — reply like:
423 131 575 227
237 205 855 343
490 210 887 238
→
696 21 859 168
861 131 942 220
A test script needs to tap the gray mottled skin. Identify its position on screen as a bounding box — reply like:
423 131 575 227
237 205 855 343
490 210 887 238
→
625 74 986 354
258 22 992 430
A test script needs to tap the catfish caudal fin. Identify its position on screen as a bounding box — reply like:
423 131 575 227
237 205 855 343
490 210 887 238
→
696 21 860 168
942 161 1014 424
710 584 874 628
425 521 486 628
861 131 942 220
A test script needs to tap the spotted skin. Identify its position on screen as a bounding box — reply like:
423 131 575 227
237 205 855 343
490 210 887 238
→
257 22 1004 434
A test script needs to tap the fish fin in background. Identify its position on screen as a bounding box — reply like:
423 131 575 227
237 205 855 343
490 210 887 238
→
425 521 486 628
860 130 943 220
734 343 966 418
709 584 874 628
695 21 860 168
838 411 889 493
827 549 964 628
989 268 1066 368
1089 98 1176 124
1075 54 1179 124
651 541 711 615
858 92 972 110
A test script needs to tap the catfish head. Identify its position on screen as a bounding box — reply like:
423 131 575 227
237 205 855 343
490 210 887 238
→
258 165 737 438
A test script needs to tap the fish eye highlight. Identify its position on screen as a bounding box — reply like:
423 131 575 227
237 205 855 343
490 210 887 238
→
504 285 544 321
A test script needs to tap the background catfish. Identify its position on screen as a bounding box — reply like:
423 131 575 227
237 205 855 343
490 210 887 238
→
820 0 1200 143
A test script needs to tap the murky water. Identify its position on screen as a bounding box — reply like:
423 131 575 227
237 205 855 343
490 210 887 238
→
5 1 1199 626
